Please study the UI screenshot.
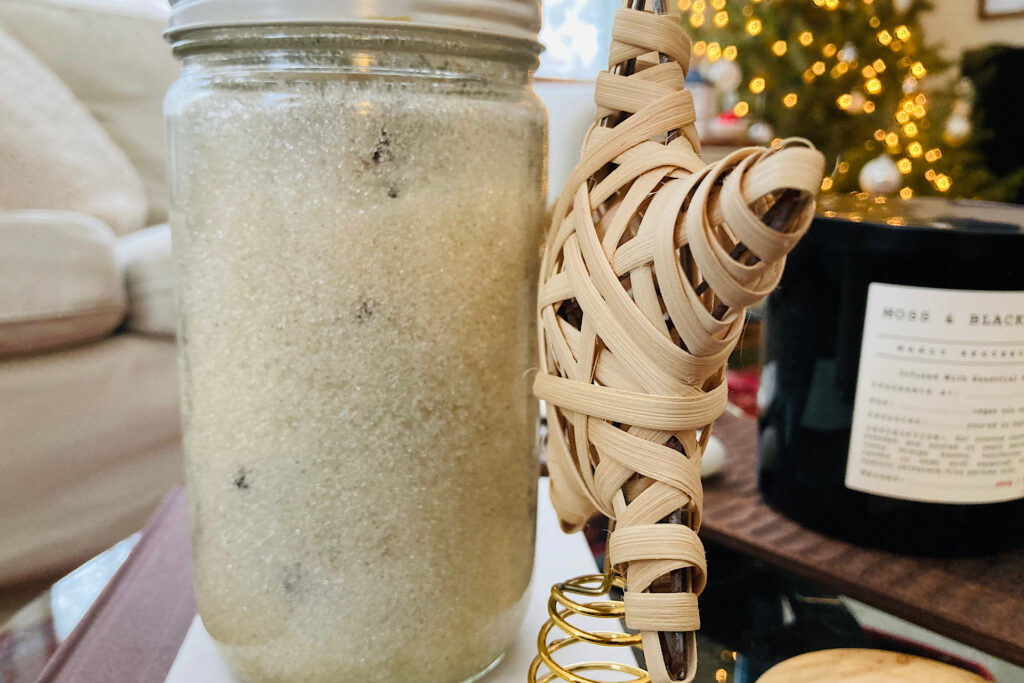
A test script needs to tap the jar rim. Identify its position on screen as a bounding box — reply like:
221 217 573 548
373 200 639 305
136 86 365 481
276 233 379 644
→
166 0 542 46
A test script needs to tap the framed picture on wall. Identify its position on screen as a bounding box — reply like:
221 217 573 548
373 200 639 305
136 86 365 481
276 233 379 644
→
979 0 1024 19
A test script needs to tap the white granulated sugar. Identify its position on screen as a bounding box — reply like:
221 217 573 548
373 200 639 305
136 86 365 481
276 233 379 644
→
171 67 545 682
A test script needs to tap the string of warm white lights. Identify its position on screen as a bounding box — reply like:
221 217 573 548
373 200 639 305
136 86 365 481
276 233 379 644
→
683 0 955 197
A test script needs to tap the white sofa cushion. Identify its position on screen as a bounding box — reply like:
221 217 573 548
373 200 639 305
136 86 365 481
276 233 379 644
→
0 27 147 236
0 0 177 226
0 211 126 357
116 223 176 337
0 333 181 585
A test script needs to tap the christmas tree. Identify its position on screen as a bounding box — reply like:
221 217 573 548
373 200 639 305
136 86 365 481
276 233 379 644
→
685 0 1006 199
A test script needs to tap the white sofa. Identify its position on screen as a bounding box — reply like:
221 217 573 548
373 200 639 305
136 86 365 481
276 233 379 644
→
0 0 182 587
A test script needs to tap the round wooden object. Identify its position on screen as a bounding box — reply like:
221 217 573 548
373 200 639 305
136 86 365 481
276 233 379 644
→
757 649 988 683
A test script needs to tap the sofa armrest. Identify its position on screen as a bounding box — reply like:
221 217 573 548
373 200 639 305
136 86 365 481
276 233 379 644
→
116 223 176 338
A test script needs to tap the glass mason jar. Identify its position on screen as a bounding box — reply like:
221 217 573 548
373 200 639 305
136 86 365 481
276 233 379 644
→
164 3 545 682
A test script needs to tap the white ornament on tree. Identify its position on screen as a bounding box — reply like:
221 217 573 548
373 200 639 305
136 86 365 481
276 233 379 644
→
945 114 971 144
838 42 858 63
859 154 902 194
944 80 974 145
894 0 913 13
706 58 742 93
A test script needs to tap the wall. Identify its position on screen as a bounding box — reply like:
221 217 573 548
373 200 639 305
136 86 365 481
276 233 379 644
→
534 80 595 208
921 0 1024 60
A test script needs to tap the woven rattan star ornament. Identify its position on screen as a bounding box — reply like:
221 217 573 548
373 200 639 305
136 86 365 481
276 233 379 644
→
531 3 825 683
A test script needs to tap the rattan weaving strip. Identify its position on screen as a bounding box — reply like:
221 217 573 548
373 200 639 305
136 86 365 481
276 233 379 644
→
534 5 824 682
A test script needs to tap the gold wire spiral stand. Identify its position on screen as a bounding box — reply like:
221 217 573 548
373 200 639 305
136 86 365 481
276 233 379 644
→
529 563 649 683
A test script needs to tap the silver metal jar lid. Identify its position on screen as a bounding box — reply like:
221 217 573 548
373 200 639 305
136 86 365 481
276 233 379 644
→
167 0 542 43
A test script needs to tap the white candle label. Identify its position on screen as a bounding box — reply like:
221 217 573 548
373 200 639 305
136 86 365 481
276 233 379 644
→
846 283 1024 504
